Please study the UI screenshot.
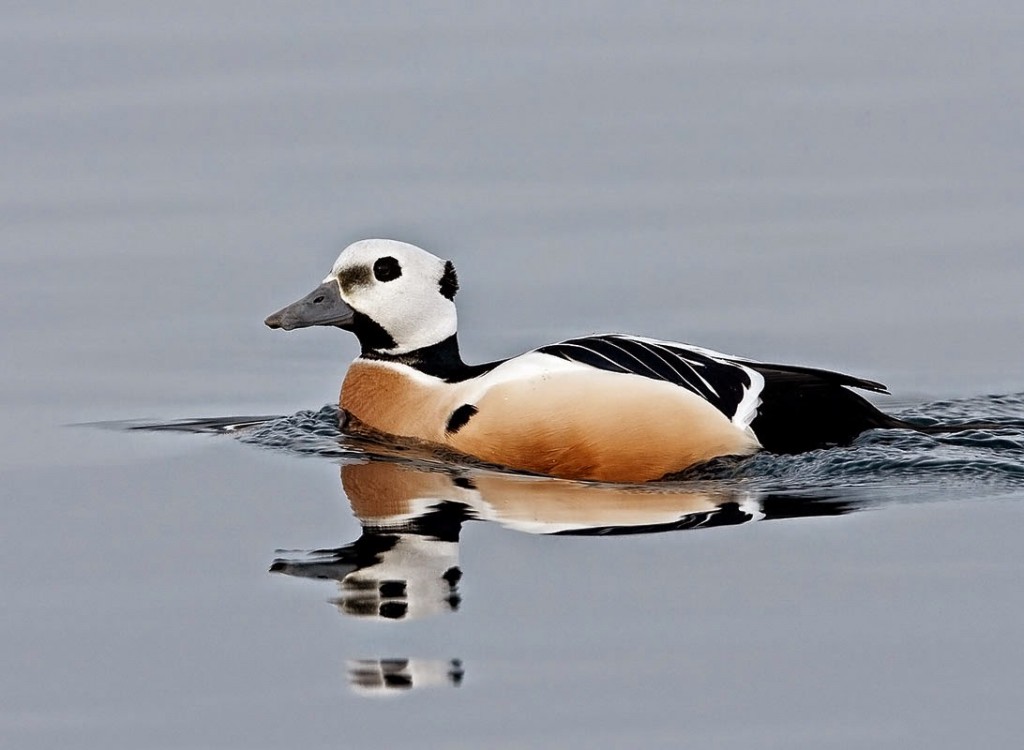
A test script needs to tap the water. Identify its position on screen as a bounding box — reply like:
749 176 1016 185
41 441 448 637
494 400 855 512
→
134 394 1024 487
3 2 1024 748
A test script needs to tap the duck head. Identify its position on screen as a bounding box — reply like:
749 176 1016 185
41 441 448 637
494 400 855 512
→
265 239 459 355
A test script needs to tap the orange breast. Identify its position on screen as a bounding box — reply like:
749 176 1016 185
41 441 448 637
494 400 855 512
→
340 360 456 443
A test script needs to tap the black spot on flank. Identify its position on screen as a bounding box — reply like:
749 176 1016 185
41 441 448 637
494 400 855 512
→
445 404 478 434
373 256 402 282
439 260 459 299
453 476 476 490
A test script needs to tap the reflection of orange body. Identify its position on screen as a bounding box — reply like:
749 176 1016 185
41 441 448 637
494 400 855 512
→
342 460 747 534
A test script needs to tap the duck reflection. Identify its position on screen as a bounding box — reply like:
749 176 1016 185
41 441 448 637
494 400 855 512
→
347 658 464 695
270 494 467 620
271 459 857 621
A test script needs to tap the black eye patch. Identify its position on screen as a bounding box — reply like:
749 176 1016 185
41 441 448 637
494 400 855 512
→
373 256 402 282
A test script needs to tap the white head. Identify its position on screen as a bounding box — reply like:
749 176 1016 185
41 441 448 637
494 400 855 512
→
265 239 459 356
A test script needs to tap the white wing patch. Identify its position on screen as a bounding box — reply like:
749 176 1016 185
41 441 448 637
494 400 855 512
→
454 351 590 406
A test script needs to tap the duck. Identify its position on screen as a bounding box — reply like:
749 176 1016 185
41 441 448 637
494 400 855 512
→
264 238 963 483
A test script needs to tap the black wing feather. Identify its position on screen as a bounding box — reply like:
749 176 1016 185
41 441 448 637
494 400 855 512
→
744 361 888 394
536 335 752 419
541 341 633 375
583 337 667 381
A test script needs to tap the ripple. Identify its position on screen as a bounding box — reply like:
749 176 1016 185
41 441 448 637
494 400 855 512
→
237 405 352 456
125 392 1024 492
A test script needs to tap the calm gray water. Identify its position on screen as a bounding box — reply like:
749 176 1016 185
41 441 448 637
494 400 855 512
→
3 3 1024 748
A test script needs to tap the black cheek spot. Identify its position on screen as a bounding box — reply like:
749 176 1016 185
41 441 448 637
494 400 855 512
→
339 265 371 294
373 256 402 282
445 404 478 434
439 260 459 299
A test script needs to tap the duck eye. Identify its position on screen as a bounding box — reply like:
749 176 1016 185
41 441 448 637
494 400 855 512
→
373 256 402 282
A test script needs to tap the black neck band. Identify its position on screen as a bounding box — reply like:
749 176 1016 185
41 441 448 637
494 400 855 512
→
363 334 502 383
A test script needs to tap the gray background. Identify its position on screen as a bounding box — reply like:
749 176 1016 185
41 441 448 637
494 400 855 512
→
2 2 1023 748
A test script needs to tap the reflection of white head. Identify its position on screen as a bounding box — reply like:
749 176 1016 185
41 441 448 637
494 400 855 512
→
327 239 459 355
334 534 461 621
348 658 464 696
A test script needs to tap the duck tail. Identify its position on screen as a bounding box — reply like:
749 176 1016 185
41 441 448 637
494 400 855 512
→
748 362 1022 452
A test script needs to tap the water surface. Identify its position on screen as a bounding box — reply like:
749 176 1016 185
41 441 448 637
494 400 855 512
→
3 3 1024 748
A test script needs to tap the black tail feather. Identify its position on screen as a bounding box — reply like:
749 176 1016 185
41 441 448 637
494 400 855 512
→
748 362 1021 453
749 365 902 453
751 384 893 454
